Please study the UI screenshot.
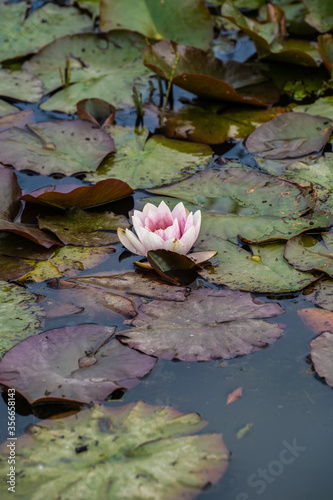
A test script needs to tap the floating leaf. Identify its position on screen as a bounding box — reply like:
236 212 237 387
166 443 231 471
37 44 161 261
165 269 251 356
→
293 97 333 121
0 324 157 404
100 0 213 50
0 100 17 117
0 121 115 176
0 109 34 133
76 98 116 128
21 179 132 210
310 331 333 387
0 281 45 358
318 34 333 73
23 32 154 114
147 250 201 286
86 126 213 189
0 402 229 499
0 233 55 261
148 167 317 216
144 41 279 106
19 246 114 283
285 233 333 278
303 0 333 33
246 113 332 159
118 289 285 361
38 208 129 247
298 308 333 334
0 69 44 102
227 387 243 405
236 423 253 439
304 278 333 312
0 255 33 282
162 104 285 144
195 237 317 292
0 3 92 61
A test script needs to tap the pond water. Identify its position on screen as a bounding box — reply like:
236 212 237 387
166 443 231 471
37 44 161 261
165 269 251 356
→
1 4 333 498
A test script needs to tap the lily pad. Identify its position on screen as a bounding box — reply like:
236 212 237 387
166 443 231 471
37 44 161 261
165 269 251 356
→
0 109 34 133
99 0 213 50
118 289 285 361
0 324 157 404
293 97 333 121
297 307 333 334
23 32 154 114
310 331 333 387
148 167 317 217
222 0 321 66
284 233 333 278
21 179 133 210
246 113 332 159
195 237 317 292
0 100 17 117
0 281 44 358
19 246 114 283
0 69 44 102
144 40 280 106
85 126 213 189
0 120 115 176
199 212 332 244
318 34 333 73
0 255 34 282
76 98 116 128
162 104 285 144
147 250 201 286
0 402 229 499
38 208 129 246
0 3 92 62
303 0 333 33
0 233 55 261
304 278 333 311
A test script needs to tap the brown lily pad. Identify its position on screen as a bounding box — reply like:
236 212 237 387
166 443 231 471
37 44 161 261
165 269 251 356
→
310 331 333 387
0 324 157 404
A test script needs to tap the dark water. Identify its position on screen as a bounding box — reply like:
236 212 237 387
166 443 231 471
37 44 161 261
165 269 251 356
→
1 40 333 500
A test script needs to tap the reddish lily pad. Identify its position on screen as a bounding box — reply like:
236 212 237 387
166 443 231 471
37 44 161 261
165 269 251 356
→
0 120 115 176
144 41 280 107
310 331 333 387
118 289 285 361
0 255 33 282
76 98 116 128
246 113 332 160
318 34 333 73
0 324 157 404
303 278 333 312
297 308 333 335
100 0 213 50
0 109 34 133
21 179 133 210
0 402 229 500
38 208 129 247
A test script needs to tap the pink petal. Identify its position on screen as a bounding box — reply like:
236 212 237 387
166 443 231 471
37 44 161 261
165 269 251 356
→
193 210 201 238
141 230 166 251
117 228 146 256
163 218 181 240
183 212 194 234
156 201 174 228
179 225 196 253
131 214 144 232
172 202 187 233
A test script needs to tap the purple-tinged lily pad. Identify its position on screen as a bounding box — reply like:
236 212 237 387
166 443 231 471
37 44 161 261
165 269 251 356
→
246 113 332 160
0 109 34 133
310 331 333 387
144 41 279 107
0 324 157 404
0 120 115 176
118 289 285 361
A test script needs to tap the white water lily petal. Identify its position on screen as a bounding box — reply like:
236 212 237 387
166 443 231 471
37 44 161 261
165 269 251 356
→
172 202 187 232
117 228 146 256
142 230 166 251
180 225 197 253
193 210 201 238
163 238 187 253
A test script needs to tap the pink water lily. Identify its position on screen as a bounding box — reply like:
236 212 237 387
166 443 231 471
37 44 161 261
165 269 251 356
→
117 201 201 257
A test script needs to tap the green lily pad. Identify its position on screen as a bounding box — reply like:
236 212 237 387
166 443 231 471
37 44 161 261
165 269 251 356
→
0 69 44 102
74 0 100 18
284 233 333 278
0 402 229 499
0 324 157 404
162 104 285 144
148 167 317 216
199 212 332 244
0 3 92 62
38 208 129 246
293 97 333 121
0 100 18 117
85 126 213 189
246 113 332 160
303 278 333 312
23 32 154 114
19 246 114 283
0 120 115 176
0 281 45 358
310 331 333 387
318 34 333 74
303 0 333 33
119 289 285 360
195 237 317 292
144 40 280 106
99 0 213 51
21 179 133 210
0 109 34 133
222 0 321 66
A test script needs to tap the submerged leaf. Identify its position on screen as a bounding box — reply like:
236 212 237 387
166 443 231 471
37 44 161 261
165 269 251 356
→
297 308 333 335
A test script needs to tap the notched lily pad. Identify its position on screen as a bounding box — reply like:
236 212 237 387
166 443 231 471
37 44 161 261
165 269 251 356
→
304 278 333 312
310 331 333 387
0 120 115 176
285 233 333 278
144 40 279 107
0 402 229 500
246 113 332 160
0 324 157 404
118 289 285 361
76 98 116 128
21 179 133 210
